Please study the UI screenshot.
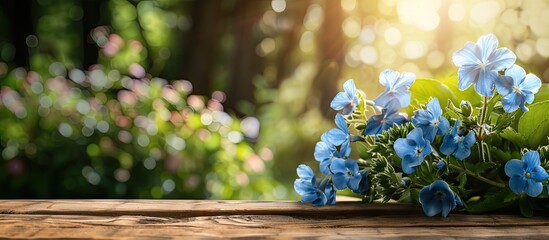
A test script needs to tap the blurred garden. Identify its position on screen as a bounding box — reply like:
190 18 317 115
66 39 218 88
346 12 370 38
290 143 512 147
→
1 0 548 200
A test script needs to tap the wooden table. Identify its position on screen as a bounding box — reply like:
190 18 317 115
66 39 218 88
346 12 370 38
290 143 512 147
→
1 200 548 239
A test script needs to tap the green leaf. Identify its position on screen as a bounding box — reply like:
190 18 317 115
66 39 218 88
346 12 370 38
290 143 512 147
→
519 195 534 217
438 73 481 106
464 161 495 175
533 84 549 104
466 188 517 213
499 128 527 147
405 78 458 115
518 100 549 148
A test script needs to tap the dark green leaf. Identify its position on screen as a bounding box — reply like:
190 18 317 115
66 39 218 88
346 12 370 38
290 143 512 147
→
519 195 534 217
499 128 527 147
466 188 517 213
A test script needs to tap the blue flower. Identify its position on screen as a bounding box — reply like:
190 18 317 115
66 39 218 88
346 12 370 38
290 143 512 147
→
321 114 352 157
331 79 360 115
419 180 462 217
364 99 407 136
504 151 549 197
452 34 516 96
411 98 450 143
324 183 337 205
331 158 362 191
440 120 476 161
394 128 432 174
294 164 331 206
352 170 370 195
314 141 345 175
495 64 542 113
437 160 446 171
374 69 415 109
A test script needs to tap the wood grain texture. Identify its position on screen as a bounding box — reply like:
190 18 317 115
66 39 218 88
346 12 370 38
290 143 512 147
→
0 200 548 239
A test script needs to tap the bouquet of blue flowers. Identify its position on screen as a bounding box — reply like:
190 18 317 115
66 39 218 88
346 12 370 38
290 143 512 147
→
294 34 549 217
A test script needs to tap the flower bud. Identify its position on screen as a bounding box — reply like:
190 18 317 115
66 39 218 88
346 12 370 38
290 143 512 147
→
460 100 473 117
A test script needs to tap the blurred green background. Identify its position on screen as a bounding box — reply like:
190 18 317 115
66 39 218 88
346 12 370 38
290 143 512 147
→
0 0 548 199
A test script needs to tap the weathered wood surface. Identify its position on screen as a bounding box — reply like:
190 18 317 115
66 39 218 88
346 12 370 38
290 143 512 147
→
1 200 548 239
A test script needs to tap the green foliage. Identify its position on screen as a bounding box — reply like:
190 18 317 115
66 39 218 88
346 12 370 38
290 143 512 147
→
518 101 549 148
405 78 457 115
465 188 517 213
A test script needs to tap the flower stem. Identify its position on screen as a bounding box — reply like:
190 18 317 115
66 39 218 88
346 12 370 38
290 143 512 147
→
447 163 505 188
478 96 489 162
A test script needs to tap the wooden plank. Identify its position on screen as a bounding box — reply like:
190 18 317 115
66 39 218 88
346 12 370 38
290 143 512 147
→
0 200 421 217
1 200 548 239
0 214 548 239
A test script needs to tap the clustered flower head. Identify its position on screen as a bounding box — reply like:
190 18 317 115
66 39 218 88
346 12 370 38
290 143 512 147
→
295 34 548 218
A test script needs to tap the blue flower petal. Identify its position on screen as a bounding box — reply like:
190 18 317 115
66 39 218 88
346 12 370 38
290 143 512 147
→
330 158 347 174
407 128 425 146
321 128 347 146
457 64 479 91
440 134 457 156
504 64 526 84
334 114 348 133
297 164 315 180
348 175 361 191
312 193 328 206
474 68 497 96
402 155 420 174
314 141 331 162
495 75 514 96
463 130 477 147
531 166 549 182
523 151 541 171
324 184 337 205
501 92 520 113
441 199 453 218
487 47 516 71
421 197 441 217
521 73 542 96
454 144 471 160
332 173 348 190
294 179 314 195
438 117 450 136
508 176 526 194
343 79 357 98
422 143 432 159
379 69 400 89
452 42 481 66
525 180 543 197
302 193 319 203
319 159 331 175
394 138 415 158
505 159 525 177
412 109 433 125
427 98 443 118
330 92 349 111
477 34 498 62
374 69 414 109
422 125 437 143
345 159 359 173
364 115 383 135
